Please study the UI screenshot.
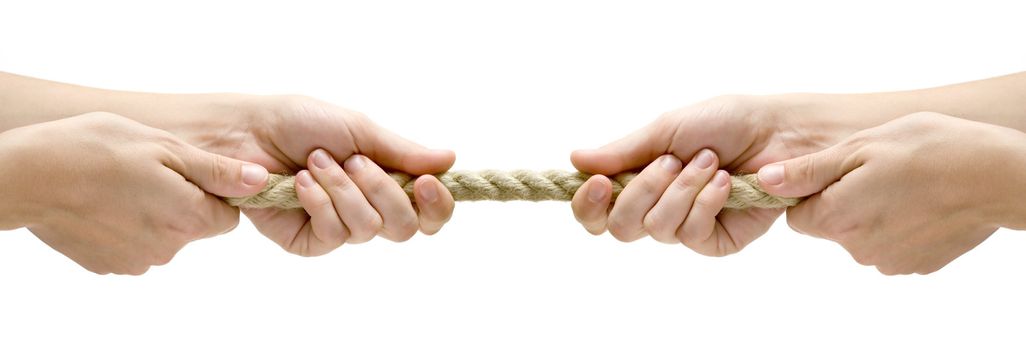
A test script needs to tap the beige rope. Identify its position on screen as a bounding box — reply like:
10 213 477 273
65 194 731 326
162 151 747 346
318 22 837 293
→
226 170 798 210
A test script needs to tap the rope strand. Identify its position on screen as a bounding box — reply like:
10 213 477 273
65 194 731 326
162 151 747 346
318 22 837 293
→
225 170 799 210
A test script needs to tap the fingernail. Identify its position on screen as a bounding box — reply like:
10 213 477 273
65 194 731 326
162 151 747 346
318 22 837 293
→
693 149 715 169
660 155 682 172
713 170 730 187
312 149 333 169
419 180 439 203
241 164 268 186
588 180 606 203
296 170 315 187
759 164 784 185
344 155 366 172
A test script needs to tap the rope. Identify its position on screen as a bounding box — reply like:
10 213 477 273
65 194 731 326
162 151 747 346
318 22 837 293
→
226 170 799 210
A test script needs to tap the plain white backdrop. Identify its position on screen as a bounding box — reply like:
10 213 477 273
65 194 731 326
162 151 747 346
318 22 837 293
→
1 0 1024 348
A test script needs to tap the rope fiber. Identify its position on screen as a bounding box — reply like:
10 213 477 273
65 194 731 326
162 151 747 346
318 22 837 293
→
226 170 799 210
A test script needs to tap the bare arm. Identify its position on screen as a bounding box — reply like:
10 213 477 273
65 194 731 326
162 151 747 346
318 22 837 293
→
783 71 1026 134
0 71 246 134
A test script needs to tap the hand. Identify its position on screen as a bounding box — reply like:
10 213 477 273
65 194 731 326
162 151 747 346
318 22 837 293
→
756 112 1026 274
570 95 879 255
172 95 456 256
0 112 269 274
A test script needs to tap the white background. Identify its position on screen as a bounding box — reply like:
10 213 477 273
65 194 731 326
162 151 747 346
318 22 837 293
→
2 1 1025 348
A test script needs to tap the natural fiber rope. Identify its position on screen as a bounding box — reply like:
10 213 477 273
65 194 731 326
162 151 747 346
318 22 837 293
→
226 170 799 210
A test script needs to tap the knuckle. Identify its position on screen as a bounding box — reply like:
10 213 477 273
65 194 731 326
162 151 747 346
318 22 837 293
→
170 217 206 241
363 175 392 197
317 231 347 248
605 218 634 242
676 228 696 245
324 170 355 191
209 155 234 184
307 192 335 211
848 248 875 266
399 214 420 235
585 224 606 235
672 170 702 192
646 220 677 244
875 265 907 276
693 193 720 209
353 214 384 237
642 212 662 235
796 157 817 183
388 214 420 242
118 264 151 276
152 251 176 267
822 218 860 244
635 177 665 196
875 266 896 276
84 264 112 275
170 211 223 241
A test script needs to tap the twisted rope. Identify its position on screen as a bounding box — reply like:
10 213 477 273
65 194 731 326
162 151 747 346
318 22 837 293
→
226 170 798 210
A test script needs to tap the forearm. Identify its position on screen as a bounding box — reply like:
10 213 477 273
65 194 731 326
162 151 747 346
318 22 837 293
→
781 72 1026 134
0 72 252 134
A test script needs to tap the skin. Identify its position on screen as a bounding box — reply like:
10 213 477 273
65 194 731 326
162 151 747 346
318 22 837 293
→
758 112 1026 275
199 96 458 256
571 95 840 256
0 112 269 275
572 72 1026 273
0 72 457 272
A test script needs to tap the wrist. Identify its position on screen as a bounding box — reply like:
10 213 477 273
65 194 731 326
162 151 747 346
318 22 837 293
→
996 130 1026 230
119 92 266 158
0 127 42 230
762 93 882 155
766 91 937 152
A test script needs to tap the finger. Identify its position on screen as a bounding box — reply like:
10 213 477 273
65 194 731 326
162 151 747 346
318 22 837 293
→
784 169 864 242
570 118 675 175
644 149 719 244
606 155 683 242
154 169 240 241
757 140 862 198
166 142 269 198
294 170 349 255
350 117 456 175
244 207 326 255
677 170 731 255
308 149 382 244
188 192 241 240
571 175 613 235
343 154 419 242
413 175 455 235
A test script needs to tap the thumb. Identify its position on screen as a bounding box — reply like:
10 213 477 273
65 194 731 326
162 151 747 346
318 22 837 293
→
175 146 269 198
757 143 862 198
351 118 455 175
570 118 675 175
